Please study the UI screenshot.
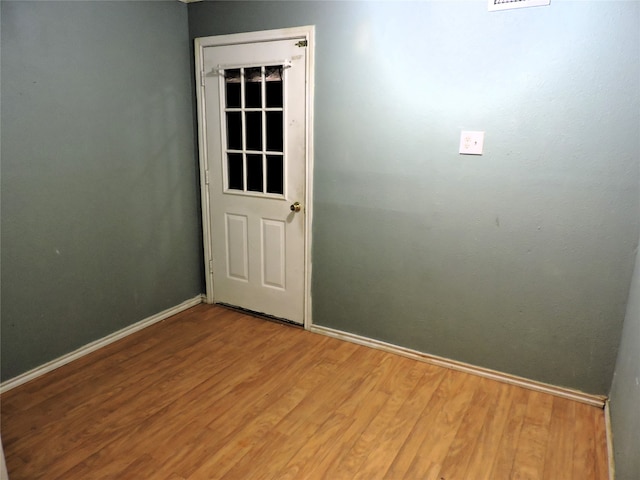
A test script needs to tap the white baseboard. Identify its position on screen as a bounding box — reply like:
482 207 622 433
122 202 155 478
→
0 295 205 394
604 400 616 480
2 298 607 410
309 324 607 408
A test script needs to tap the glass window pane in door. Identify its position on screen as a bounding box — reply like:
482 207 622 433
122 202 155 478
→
245 67 262 108
265 66 283 108
225 69 241 108
226 112 242 150
266 111 283 152
247 154 263 192
266 155 284 194
245 112 262 151
227 153 243 190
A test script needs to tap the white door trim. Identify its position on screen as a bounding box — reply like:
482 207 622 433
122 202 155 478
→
194 26 315 330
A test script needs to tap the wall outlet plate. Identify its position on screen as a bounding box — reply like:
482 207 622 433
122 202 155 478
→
459 131 485 155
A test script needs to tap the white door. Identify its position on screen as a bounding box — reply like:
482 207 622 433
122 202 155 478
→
196 29 312 325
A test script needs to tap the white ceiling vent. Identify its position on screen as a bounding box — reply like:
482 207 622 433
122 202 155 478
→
488 0 550 11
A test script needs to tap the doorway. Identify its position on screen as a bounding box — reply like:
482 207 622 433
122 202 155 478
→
194 27 314 327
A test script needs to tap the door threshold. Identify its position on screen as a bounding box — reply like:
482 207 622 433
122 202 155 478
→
217 303 303 328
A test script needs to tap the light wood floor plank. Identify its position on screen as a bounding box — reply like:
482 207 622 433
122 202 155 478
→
511 390 554 479
46 312 279 480
1 304 609 480
402 373 481 479
353 363 447 480
264 346 382 479
188 335 341 478
435 377 496 479
323 358 424 479
383 368 471 479
3 306 235 416
573 402 599 479
463 380 515 480
489 385 531 478
2 307 242 448
304 352 401 479
542 396 576 479
593 404 610 480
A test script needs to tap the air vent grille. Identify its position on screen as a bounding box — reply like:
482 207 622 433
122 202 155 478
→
488 0 550 11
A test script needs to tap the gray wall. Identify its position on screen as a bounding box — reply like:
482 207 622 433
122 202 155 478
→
1 0 638 396
1 1 203 381
610 248 640 480
190 0 640 394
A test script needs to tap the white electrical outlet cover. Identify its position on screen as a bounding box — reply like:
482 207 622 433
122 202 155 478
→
459 131 485 155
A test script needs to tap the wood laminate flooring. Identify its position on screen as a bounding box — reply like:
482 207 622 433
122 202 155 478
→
1 304 609 479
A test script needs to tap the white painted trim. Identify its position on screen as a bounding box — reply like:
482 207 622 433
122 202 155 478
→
604 400 616 480
309 324 607 408
303 26 315 331
0 295 204 394
194 38 214 304
194 26 316 326
195 26 315 49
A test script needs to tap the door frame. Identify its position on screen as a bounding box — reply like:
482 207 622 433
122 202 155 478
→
194 26 315 330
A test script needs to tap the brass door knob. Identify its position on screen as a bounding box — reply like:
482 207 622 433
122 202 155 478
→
290 202 301 213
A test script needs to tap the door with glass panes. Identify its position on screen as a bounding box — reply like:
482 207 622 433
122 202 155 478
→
200 37 307 324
